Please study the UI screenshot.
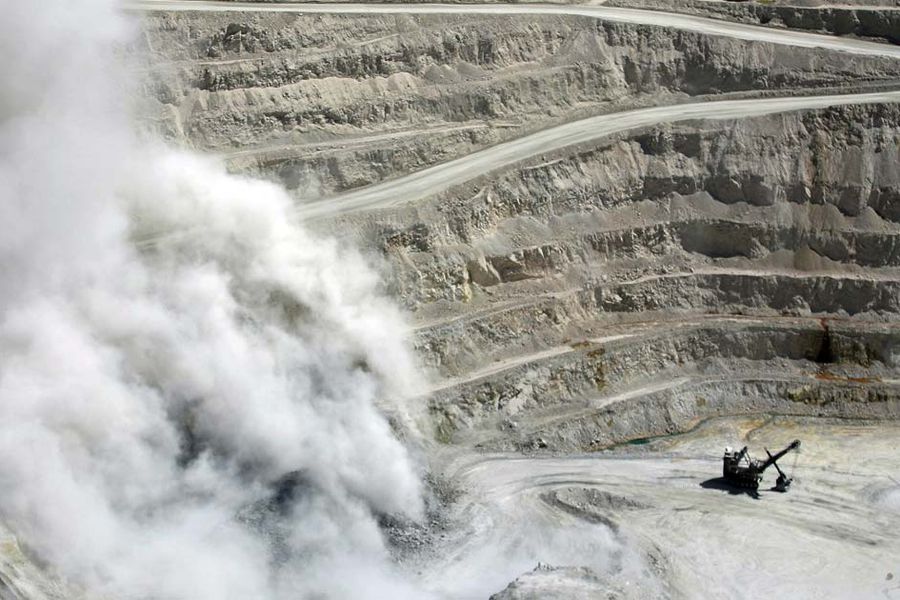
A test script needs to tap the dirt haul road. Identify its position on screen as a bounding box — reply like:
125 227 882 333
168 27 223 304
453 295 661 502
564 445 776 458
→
129 1 900 59
128 2 900 222
424 417 900 599
294 91 900 218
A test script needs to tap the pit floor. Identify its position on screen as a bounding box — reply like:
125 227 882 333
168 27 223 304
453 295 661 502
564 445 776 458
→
423 416 900 599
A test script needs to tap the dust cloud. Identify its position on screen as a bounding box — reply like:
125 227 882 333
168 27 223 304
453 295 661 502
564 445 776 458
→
0 1 429 598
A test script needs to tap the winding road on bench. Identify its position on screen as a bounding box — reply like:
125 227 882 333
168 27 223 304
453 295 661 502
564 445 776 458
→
128 2 900 221
131 1 900 59
293 91 900 218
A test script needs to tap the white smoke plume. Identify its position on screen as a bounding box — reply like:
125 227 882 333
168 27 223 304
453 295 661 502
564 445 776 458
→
0 1 429 598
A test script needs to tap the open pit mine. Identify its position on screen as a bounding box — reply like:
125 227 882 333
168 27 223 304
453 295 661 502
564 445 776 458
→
2 1 900 599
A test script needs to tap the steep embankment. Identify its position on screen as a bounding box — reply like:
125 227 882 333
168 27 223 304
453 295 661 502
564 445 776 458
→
135 5 900 454
324 101 900 450
139 6 900 196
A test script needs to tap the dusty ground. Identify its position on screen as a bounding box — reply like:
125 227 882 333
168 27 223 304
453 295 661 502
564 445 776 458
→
422 416 900 598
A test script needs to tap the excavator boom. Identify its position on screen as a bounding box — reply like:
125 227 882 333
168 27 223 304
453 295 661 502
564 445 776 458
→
760 439 800 473
765 449 787 479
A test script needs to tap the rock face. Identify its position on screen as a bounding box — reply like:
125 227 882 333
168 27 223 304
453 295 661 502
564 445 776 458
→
139 11 900 196
137 10 900 452
342 104 900 450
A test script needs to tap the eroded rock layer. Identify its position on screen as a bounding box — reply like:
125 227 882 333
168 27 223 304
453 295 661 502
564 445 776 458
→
321 104 900 449
140 11 900 195
138 10 900 450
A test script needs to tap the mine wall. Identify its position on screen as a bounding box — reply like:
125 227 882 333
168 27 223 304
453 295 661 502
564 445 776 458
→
140 11 900 450
141 13 900 194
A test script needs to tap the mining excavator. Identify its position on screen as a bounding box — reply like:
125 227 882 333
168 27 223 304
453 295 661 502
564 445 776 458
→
722 439 801 491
